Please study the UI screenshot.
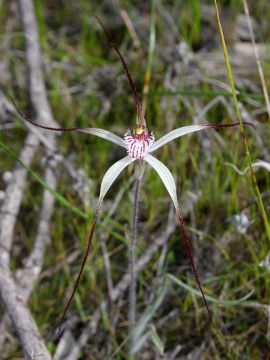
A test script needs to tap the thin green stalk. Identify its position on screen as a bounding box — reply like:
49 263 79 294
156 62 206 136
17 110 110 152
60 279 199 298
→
149 89 264 99
129 177 141 336
129 162 145 354
214 0 270 242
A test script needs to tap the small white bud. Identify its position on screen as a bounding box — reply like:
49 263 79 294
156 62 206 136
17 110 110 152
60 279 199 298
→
3 171 13 183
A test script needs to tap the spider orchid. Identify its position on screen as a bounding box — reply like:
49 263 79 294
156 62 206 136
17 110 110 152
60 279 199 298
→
13 17 253 334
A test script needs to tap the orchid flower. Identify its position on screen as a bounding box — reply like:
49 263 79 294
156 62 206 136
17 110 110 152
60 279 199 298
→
13 17 253 334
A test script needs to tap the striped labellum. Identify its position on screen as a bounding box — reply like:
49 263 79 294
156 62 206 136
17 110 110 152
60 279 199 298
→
124 125 155 159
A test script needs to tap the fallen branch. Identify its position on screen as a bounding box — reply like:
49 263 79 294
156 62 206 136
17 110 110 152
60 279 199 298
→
0 267 51 360
0 0 59 356
0 133 39 269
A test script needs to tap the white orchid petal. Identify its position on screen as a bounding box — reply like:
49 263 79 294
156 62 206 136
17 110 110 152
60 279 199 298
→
144 154 179 210
148 125 210 153
99 156 135 204
78 128 126 148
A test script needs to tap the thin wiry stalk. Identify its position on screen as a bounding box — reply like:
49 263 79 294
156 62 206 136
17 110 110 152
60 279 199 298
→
214 0 270 242
129 177 141 337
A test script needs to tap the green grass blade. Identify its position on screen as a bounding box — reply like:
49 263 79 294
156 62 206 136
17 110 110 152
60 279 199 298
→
130 280 167 354
214 0 270 242
168 274 254 305
149 324 164 355
149 89 265 99
0 139 89 220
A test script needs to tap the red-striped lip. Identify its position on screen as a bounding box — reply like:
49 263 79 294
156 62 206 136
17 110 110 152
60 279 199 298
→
124 128 155 159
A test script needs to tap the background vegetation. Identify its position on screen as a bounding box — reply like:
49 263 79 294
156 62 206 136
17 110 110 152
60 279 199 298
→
0 0 270 358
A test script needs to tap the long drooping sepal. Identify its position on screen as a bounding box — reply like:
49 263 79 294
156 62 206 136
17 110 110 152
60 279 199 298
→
144 154 178 209
175 209 213 325
144 154 213 323
12 99 126 148
57 155 135 335
57 207 100 336
98 156 136 204
78 129 126 148
95 16 144 125
148 122 254 154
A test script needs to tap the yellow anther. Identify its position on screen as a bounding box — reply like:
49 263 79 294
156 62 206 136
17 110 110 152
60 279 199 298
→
135 127 143 135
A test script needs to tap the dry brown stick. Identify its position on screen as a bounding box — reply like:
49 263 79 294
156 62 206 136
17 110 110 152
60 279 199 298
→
0 0 59 356
0 164 57 353
0 95 42 353
0 1 90 352
0 139 53 355
0 267 52 359
16 163 57 298
0 0 58 271
0 133 41 354
7 0 95 354
56 207 176 360
0 133 39 268
0 0 92 355
17 0 57 287
18 0 57 128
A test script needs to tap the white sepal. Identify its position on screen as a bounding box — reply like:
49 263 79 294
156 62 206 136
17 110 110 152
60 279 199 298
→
148 125 210 153
99 155 136 204
78 128 126 148
144 154 179 210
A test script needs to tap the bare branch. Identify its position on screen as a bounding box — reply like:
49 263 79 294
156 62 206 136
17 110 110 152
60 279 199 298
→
0 133 39 269
18 0 57 128
0 267 51 360
16 164 57 298
0 0 61 356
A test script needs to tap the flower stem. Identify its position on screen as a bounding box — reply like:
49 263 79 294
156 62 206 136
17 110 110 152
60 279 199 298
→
129 176 141 335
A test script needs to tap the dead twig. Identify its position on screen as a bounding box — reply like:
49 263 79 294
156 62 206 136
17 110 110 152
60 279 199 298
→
0 267 52 360
0 133 39 269
16 163 57 298
0 0 60 356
